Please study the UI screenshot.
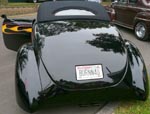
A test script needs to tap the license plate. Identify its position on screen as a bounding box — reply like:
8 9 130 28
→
76 64 103 81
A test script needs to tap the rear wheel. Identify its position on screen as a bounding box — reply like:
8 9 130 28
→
134 22 149 41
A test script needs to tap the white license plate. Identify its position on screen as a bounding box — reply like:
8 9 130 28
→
76 64 103 81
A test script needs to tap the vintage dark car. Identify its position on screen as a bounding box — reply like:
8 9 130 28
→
1 1 149 113
106 0 150 41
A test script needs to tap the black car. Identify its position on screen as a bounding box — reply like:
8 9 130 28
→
1 1 149 113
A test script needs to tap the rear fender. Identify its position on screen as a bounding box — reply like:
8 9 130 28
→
134 12 150 27
124 40 149 100
15 44 42 112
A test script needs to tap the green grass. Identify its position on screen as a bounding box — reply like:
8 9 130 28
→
0 3 39 8
0 2 111 8
115 76 150 114
101 2 111 6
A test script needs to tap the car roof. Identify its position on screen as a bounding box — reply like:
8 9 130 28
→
37 1 110 22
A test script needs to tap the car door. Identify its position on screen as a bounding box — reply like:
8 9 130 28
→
125 0 139 27
1 15 33 51
114 0 129 25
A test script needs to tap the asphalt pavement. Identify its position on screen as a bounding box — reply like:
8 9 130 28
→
119 27 150 70
0 14 150 114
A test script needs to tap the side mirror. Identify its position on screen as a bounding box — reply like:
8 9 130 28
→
1 14 7 19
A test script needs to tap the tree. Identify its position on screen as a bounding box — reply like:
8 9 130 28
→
0 0 8 6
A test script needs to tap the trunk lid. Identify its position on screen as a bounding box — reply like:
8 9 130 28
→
36 20 127 90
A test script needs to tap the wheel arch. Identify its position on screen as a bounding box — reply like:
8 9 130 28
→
134 12 150 27
124 40 149 100
15 43 42 113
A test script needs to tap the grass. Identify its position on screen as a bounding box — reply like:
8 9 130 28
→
0 2 111 9
0 2 39 16
0 2 111 8
0 1 111 16
0 3 39 8
101 2 111 6
115 75 150 114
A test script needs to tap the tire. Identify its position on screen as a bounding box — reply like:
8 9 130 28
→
134 22 149 41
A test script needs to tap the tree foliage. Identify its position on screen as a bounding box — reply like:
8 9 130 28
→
0 0 8 6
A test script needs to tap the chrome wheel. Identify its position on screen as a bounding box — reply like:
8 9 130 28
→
135 22 146 40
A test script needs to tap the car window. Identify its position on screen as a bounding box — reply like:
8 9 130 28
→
55 9 95 16
118 0 127 4
129 0 138 4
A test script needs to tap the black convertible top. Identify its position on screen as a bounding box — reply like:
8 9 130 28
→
37 1 110 22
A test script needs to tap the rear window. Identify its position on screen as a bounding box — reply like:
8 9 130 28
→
54 9 96 16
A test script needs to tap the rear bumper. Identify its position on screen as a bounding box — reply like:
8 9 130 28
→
37 59 149 110
16 71 148 113
42 80 138 102
39 76 148 108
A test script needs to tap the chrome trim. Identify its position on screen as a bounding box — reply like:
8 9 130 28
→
127 6 150 11
135 17 150 22
135 23 146 39
113 21 133 29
